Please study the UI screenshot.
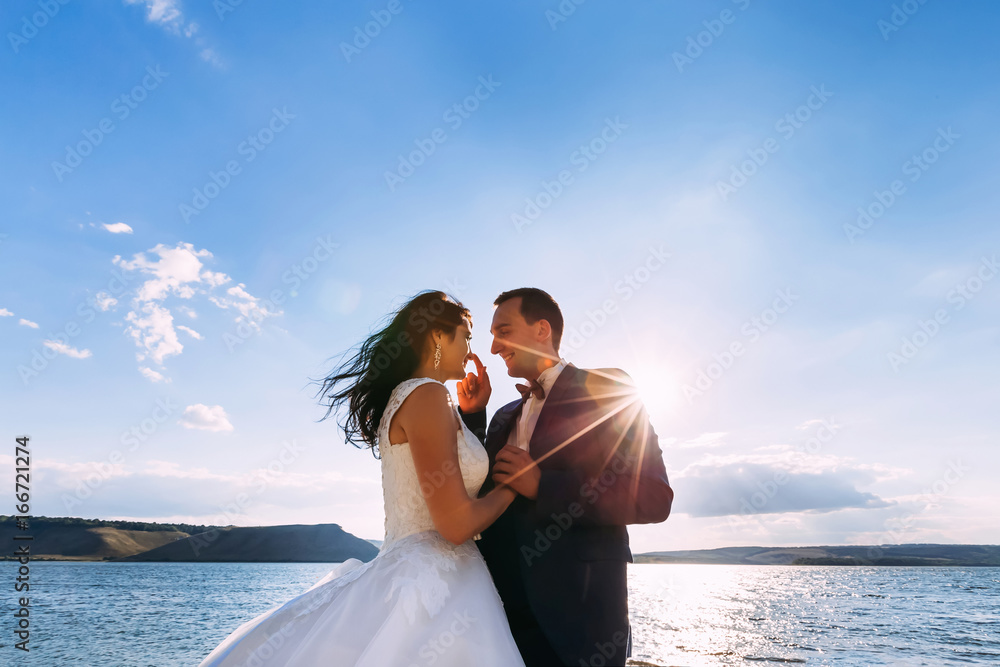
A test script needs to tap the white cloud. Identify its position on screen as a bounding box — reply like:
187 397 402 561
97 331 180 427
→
95 292 118 312
672 447 907 519
43 340 92 359
19 318 39 328
123 0 184 32
176 324 203 340
179 404 234 432
139 366 169 383
7 453 378 529
0 308 12 316
124 301 182 365
102 222 134 234
209 282 282 333
113 242 278 372
114 242 219 302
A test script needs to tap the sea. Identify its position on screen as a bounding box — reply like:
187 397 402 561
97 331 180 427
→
3 562 997 666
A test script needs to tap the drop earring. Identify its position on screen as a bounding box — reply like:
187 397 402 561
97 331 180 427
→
433 342 442 370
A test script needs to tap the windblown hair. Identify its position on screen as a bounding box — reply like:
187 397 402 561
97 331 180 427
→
494 287 564 352
313 291 471 454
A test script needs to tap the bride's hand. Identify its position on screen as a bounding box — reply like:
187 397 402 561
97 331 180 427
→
456 353 491 412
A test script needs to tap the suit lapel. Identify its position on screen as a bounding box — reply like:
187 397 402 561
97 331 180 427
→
478 400 522 497
528 363 580 458
489 401 521 456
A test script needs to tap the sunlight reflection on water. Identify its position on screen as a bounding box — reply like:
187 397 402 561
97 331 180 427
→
626 564 1000 666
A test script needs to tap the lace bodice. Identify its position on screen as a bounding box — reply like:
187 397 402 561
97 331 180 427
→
377 377 489 549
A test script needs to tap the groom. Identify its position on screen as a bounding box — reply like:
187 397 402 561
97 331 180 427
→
458 287 673 666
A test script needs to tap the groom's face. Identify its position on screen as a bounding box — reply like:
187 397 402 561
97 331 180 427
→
489 297 548 379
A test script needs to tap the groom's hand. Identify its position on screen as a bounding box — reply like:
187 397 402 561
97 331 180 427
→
457 353 491 413
492 445 540 499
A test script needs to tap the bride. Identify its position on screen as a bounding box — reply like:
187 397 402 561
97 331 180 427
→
199 291 525 666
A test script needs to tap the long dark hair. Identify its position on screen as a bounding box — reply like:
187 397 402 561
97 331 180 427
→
313 291 471 454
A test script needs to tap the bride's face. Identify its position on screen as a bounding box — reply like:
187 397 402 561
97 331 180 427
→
434 317 473 380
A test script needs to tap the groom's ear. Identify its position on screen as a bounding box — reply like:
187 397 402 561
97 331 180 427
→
535 318 552 343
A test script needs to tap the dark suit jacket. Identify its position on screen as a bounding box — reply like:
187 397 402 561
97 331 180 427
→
460 363 673 666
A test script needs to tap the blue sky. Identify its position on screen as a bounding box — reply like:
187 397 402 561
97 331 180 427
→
1 0 997 553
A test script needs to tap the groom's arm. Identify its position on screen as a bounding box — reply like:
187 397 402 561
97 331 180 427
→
533 377 673 526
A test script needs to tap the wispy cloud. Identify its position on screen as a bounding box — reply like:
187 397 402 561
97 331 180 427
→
179 403 234 432
19 318 39 328
176 324 202 340
102 222 134 234
124 0 186 33
123 0 224 69
0 308 12 317
208 283 279 334
139 366 169 383
678 432 727 448
199 48 223 68
43 340 92 359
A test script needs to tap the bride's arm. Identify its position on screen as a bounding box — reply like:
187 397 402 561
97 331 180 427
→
395 382 516 545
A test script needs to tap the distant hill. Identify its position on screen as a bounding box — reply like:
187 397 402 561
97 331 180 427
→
2 517 378 563
116 523 379 563
634 544 1000 566
0 516 208 560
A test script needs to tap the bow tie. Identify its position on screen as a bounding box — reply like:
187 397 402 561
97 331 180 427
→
515 378 546 402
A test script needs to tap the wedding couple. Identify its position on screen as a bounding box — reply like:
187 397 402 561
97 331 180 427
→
199 288 673 667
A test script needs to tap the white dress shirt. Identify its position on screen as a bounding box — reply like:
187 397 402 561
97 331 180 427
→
508 358 568 451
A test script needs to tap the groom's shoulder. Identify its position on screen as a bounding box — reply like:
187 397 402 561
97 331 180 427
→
570 366 639 403
496 397 522 414
575 366 633 385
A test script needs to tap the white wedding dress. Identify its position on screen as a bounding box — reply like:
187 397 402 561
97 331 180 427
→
199 377 525 666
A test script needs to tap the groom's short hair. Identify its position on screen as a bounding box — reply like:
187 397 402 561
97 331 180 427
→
494 287 564 353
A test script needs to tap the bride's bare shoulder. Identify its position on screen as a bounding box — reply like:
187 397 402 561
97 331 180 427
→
392 381 453 433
